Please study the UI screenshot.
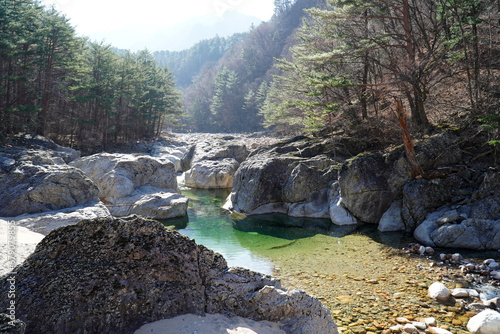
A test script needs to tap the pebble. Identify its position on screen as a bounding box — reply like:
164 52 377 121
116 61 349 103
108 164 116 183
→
402 324 418 334
428 282 451 302
427 327 454 334
423 317 437 326
451 288 469 298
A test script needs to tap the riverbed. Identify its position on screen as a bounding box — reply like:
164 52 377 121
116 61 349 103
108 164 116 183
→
164 187 500 334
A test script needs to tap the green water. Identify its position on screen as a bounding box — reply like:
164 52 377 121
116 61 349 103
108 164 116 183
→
165 188 416 275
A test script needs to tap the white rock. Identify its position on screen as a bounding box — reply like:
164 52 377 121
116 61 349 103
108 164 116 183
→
452 288 470 298
412 322 427 330
184 158 239 189
427 327 453 334
467 309 500 334
2 202 111 235
0 220 45 275
403 324 418 334
425 247 435 255
378 199 405 232
424 317 437 326
390 325 403 333
452 253 463 262
491 271 500 280
428 282 451 302
329 183 358 226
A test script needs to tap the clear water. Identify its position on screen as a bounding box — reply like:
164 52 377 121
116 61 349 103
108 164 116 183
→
162 188 417 275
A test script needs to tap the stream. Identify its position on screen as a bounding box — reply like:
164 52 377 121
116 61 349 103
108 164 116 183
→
162 187 500 334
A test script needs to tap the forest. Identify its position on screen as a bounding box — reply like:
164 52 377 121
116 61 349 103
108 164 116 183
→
1 0 500 148
0 0 181 150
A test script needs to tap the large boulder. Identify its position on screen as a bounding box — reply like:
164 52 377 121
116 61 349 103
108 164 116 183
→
412 171 500 250
184 158 240 189
0 159 99 217
227 155 337 218
467 309 500 334
182 136 249 189
338 153 398 224
0 216 337 334
71 153 188 219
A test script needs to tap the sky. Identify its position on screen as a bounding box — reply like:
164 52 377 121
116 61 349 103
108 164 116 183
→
40 0 276 51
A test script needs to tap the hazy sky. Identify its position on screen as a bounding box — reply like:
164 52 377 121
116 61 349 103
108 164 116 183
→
40 0 275 50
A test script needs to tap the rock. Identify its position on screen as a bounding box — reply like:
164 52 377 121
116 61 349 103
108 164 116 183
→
491 271 500 280
0 160 99 217
227 141 337 219
402 179 455 232
184 158 240 189
338 153 395 224
8 133 80 163
428 282 451 302
427 327 453 334
329 182 358 226
452 288 470 298
0 221 44 275
484 298 500 309
151 143 188 172
402 324 418 334
0 216 337 334
378 200 405 232
0 313 26 334
2 202 111 235
423 317 437 326
430 219 500 250
467 309 500 334
412 322 427 330
71 153 187 219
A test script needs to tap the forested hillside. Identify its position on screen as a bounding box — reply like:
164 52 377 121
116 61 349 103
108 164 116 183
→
153 33 248 89
181 0 323 132
178 0 499 140
0 0 181 150
261 0 500 138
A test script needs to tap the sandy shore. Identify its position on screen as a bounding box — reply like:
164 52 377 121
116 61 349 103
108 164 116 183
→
134 313 285 334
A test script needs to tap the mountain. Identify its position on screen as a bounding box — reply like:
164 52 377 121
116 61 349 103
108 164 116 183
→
87 9 261 52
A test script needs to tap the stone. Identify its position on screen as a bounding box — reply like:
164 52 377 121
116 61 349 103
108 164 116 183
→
467 309 500 334
71 153 187 219
491 271 500 280
427 327 453 334
428 282 451 302
0 161 99 217
2 202 111 235
0 221 44 275
402 324 418 334
452 288 470 298
227 141 337 219
184 158 240 189
329 182 358 226
338 153 394 224
0 216 337 334
412 322 427 330
423 317 437 326
378 199 405 232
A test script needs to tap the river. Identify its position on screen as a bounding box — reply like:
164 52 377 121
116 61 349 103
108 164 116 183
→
162 187 500 334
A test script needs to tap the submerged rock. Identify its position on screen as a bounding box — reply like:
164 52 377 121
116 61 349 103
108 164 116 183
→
0 216 337 334
71 153 188 219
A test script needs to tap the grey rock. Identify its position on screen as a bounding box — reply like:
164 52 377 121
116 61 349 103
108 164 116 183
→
401 179 455 231
0 162 99 217
0 216 337 334
378 199 405 232
185 158 240 189
339 153 394 224
329 183 358 226
467 309 500 334
71 153 187 219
